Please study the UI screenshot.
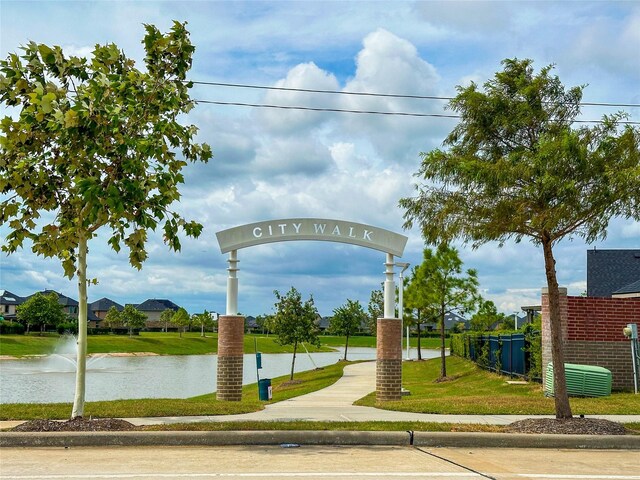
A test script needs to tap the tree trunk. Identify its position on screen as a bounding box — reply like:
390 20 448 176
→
417 310 422 360
71 235 88 419
440 305 447 379
542 233 573 419
344 333 349 361
290 340 297 380
201 323 204 337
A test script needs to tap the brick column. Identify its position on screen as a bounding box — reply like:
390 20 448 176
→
541 287 568 385
216 315 244 401
376 317 402 401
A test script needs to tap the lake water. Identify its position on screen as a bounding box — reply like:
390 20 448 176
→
0 347 440 404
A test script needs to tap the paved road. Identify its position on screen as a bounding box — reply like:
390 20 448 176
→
1 445 639 479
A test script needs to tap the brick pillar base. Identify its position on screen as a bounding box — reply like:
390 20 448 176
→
376 317 402 401
217 315 244 401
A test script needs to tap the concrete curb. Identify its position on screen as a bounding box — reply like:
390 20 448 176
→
1 430 638 449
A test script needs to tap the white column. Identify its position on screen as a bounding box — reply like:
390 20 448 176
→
383 253 395 319
226 250 239 315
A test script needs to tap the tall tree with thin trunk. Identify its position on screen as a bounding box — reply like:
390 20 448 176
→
0 22 212 418
272 287 321 381
329 299 367 361
400 58 640 418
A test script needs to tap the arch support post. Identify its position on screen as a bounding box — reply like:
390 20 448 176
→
217 250 244 401
377 252 402 401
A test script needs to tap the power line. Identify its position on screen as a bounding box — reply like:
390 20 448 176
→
194 99 640 125
190 80 640 109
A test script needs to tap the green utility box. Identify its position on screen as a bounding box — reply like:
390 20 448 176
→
258 378 272 401
545 363 612 397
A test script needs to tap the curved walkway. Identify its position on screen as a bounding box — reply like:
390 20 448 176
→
123 361 640 426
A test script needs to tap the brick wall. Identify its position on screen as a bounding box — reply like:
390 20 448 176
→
376 318 402 401
542 288 640 391
217 315 245 401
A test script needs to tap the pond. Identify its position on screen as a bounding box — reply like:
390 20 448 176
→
0 347 440 404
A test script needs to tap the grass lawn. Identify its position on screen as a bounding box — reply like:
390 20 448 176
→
0 332 334 357
319 335 442 350
0 360 353 420
355 356 640 416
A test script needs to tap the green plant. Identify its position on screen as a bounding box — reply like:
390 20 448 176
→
0 320 25 334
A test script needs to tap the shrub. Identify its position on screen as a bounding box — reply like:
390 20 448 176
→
56 322 78 335
0 320 26 334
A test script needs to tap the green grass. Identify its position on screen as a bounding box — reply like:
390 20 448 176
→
319 335 442 350
0 360 353 420
0 332 334 357
355 356 640 415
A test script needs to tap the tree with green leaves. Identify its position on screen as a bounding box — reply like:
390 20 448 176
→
272 287 321 380
470 299 506 332
400 58 640 418
405 245 479 377
159 308 175 333
16 292 66 334
329 299 367 360
0 23 211 418
366 288 384 335
171 307 190 337
102 305 122 332
193 310 214 337
120 304 146 337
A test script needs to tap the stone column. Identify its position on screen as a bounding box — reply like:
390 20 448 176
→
541 286 568 385
376 317 402 401
216 315 244 401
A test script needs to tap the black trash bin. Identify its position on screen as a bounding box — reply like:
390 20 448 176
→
258 378 272 401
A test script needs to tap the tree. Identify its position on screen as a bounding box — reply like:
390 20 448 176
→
193 310 214 337
366 288 384 335
470 300 506 332
102 305 122 332
329 299 367 361
0 23 212 418
120 304 146 337
405 245 479 377
400 58 640 418
16 292 65 334
271 287 321 381
171 307 190 337
159 308 175 333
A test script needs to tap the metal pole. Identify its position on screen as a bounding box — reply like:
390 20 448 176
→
394 262 410 360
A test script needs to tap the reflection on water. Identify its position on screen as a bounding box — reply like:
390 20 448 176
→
0 347 439 404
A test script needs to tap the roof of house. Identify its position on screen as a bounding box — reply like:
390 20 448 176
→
31 290 79 307
0 290 25 305
421 312 469 329
587 249 640 297
136 299 180 312
89 297 124 312
613 279 640 295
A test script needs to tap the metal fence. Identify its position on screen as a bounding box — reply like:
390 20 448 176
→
452 332 535 378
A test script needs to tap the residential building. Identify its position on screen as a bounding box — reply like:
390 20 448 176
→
89 297 124 320
135 298 181 330
587 248 640 298
0 289 25 321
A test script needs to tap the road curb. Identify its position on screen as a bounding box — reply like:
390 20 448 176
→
1 430 639 449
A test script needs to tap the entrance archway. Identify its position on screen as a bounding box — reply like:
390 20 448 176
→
215 218 408 402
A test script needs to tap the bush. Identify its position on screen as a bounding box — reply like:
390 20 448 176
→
56 322 78 335
0 320 25 334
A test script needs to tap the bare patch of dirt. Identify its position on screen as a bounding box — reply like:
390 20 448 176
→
11 418 136 432
434 374 462 383
278 380 303 388
506 417 629 435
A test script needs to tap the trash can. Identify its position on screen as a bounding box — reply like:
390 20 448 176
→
258 378 272 401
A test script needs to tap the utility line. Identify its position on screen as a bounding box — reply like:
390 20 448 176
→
189 80 640 108
194 99 640 125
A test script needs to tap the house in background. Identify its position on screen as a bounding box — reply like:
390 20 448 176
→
587 249 640 298
26 290 101 327
89 297 124 320
135 298 181 330
0 289 25 321
422 311 469 332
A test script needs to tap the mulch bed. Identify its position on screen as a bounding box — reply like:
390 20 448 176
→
11 418 136 432
505 418 629 435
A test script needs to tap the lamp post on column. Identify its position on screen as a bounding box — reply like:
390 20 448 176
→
395 262 410 360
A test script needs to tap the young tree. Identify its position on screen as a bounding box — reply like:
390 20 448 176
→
120 304 147 337
405 245 479 377
0 23 211 418
159 308 175 333
102 305 122 332
470 300 506 332
366 288 384 335
400 58 640 418
171 307 190 337
16 292 66 334
271 287 321 380
329 299 367 361
193 310 214 337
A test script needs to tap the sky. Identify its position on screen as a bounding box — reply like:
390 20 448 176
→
1 1 639 318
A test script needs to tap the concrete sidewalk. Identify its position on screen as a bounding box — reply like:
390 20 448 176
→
3 361 639 429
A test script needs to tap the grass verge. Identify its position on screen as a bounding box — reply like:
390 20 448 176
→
0 360 353 420
355 356 640 415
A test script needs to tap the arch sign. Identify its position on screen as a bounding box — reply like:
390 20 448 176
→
214 218 409 403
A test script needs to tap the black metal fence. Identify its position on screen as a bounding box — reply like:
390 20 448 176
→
451 332 540 379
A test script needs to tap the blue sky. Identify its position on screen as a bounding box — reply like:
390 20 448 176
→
1 1 639 317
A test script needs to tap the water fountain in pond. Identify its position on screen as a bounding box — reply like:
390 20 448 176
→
44 335 106 373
